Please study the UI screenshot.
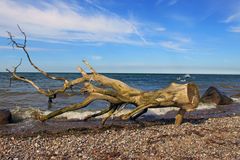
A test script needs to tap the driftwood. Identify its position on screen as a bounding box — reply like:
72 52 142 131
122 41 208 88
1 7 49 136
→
201 86 233 105
6 26 200 125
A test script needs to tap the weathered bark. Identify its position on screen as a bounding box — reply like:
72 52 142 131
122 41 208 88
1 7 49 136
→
6 26 201 125
201 86 233 105
38 76 200 125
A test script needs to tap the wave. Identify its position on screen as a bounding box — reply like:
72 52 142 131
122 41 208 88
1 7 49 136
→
231 97 240 103
9 102 223 122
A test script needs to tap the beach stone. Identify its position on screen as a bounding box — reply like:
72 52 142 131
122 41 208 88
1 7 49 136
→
0 109 12 124
201 86 233 105
230 93 240 98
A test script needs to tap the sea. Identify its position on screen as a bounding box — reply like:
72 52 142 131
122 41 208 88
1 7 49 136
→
1 72 240 121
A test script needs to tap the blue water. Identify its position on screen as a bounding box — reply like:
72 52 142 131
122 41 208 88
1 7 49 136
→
0 72 240 111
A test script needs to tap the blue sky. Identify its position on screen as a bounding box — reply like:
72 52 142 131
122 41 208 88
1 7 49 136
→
0 0 240 74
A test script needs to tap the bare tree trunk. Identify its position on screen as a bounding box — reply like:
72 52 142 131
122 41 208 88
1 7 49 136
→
6 26 200 125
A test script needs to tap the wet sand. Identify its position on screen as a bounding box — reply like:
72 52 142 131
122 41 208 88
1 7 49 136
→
0 104 240 159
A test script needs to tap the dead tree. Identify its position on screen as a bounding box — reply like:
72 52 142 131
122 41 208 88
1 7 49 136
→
7 26 200 125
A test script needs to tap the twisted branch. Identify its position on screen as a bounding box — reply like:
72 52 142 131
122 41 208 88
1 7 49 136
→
7 25 67 82
7 27 200 125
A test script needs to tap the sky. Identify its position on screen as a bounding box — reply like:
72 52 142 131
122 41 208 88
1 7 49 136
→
0 0 240 74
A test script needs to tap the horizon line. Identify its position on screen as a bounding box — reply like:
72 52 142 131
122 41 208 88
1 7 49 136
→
1 71 240 76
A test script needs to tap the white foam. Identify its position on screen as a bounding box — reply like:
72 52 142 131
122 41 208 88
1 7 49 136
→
11 107 43 122
8 102 223 121
132 103 217 117
231 97 240 103
197 103 217 109
52 111 98 120
43 103 217 120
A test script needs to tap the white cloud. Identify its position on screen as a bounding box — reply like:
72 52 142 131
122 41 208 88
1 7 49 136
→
168 0 179 6
158 33 192 52
155 0 164 6
223 12 240 23
155 27 166 32
222 11 240 33
221 4 240 32
169 14 194 26
91 55 102 60
0 45 54 52
0 45 11 49
172 36 191 43
160 41 188 52
156 0 179 6
229 26 240 33
0 0 145 45
0 0 194 51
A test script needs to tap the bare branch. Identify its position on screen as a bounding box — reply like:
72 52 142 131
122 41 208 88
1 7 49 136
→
83 59 97 74
77 66 88 77
7 25 67 82
14 58 22 72
40 93 121 121
17 25 26 47
7 59 22 87
7 27 201 126
6 68 49 97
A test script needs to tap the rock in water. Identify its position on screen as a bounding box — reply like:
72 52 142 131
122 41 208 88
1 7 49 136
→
0 109 12 124
230 93 240 98
201 86 233 105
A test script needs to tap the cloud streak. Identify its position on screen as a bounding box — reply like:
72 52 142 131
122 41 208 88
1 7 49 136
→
160 41 189 52
0 45 58 52
156 0 179 6
0 0 145 45
0 0 194 53
159 33 192 52
91 55 103 60
168 0 179 6
223 12 240 23
229 26 240 33
222 5 240 33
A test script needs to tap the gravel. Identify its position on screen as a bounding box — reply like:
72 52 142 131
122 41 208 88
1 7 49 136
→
0 116 240 160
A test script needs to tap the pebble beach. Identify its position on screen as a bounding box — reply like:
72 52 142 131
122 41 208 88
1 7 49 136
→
0 114 239 160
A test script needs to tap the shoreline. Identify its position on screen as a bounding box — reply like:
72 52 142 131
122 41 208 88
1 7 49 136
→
0 104 240 159
0 115 239 159
0 103 240 136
